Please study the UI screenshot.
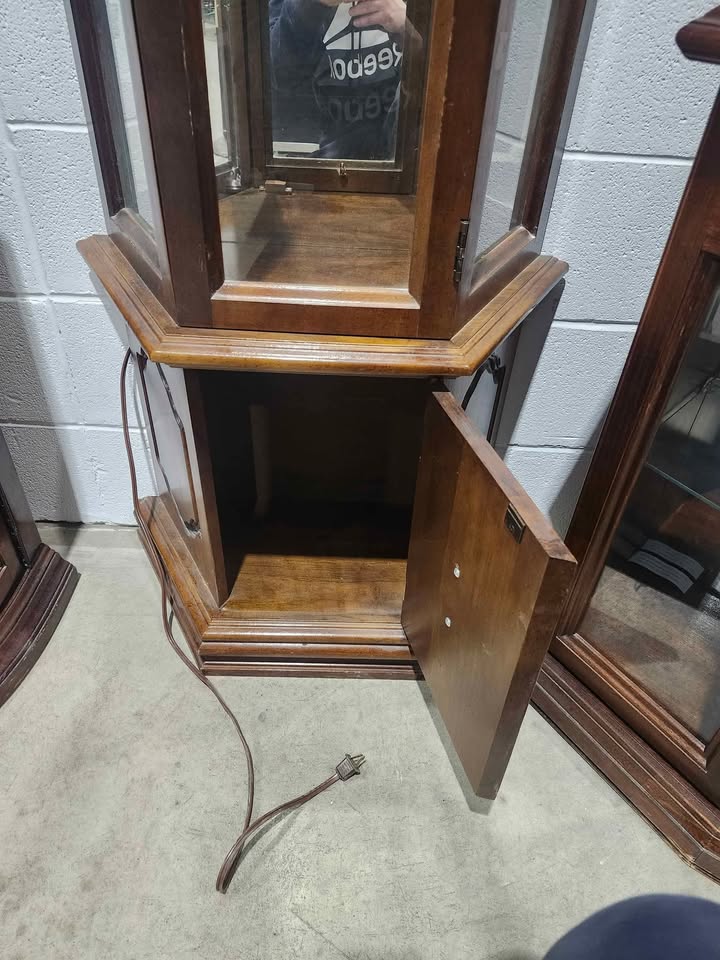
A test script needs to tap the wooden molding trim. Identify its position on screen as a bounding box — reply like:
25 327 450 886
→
534 654 720 883
201 615 408 650
0 545 79 707
677 7 720 64
203 660 422 680
553 632 708 774
78 234 567 377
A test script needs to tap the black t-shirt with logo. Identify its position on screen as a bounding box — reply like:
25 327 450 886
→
268 0 403 160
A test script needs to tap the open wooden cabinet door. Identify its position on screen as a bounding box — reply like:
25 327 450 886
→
402 392 576 799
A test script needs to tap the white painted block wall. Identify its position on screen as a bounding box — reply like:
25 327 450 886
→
493 0 718 533
0 0 151 523
0 0 716 527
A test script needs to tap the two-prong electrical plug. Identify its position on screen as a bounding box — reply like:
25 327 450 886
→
336 754 366 780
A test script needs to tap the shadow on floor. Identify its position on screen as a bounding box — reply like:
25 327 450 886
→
417 680 494 816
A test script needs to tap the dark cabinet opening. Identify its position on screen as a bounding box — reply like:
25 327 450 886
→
199 372 428 620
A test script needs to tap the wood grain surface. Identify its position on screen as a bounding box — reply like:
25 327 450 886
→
219 191 414 290
0 546 79 708
535 654 720 883
79 233 566 376
403 391 576 798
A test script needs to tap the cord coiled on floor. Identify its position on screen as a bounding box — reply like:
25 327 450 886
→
119 348 364 893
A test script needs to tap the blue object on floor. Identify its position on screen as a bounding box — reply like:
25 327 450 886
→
545 895 720 959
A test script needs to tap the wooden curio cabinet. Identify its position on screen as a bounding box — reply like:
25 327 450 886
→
534 9 720 879
0 430 78 706
67 0 593 799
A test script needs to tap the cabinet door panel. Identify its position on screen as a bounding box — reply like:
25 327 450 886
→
135 351 228 604
402 391 575 798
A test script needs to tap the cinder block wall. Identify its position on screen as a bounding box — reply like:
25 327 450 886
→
494 0 717 533
0 0 715 526
0 0 150 523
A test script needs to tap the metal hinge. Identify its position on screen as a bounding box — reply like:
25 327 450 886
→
505 504 526 544
453 219 470 285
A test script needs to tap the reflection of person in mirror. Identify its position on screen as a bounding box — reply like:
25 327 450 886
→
269 0 414 161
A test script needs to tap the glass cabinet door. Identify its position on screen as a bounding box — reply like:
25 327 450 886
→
202 0 432 293
580 290 720 744
472 0 554 258
458 0 590 322
102 0 157 230
69 0 169 307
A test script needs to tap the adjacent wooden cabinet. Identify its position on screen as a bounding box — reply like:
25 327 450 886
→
0 430 78 706
534 8 720 881
68 0 594 798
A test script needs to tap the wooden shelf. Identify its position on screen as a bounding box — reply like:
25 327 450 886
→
222 508 409 619
212 504 412 653
224 552 407 617
138 496 416 678
219 190 414 289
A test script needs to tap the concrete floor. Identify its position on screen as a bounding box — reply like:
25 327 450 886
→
2 525 720 960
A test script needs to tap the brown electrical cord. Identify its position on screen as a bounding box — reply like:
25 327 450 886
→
216 772 340 893
119 349 365 894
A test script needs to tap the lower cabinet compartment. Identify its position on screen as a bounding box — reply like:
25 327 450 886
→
139 488 419 676
220 505 410 626
147 371 431 674
137 371 575 797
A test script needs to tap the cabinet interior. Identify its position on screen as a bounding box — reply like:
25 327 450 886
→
218 190 416 290
578 328 720 741
200 372 428 620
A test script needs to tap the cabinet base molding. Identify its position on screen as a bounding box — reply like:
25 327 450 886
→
202 660 422 680
534 654 720 883
137 495 420 680
0 545 79 707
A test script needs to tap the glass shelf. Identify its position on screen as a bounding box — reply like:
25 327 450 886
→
647 446 720 515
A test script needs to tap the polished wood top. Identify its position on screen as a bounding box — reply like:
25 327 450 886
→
677 7 720 63
219 190 415 290
78 233 567 377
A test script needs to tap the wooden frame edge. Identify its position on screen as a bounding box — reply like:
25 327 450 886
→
79 233 566 376
0 546 79 708
677 7 720 64
204 660 422 679
534 653 720 883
